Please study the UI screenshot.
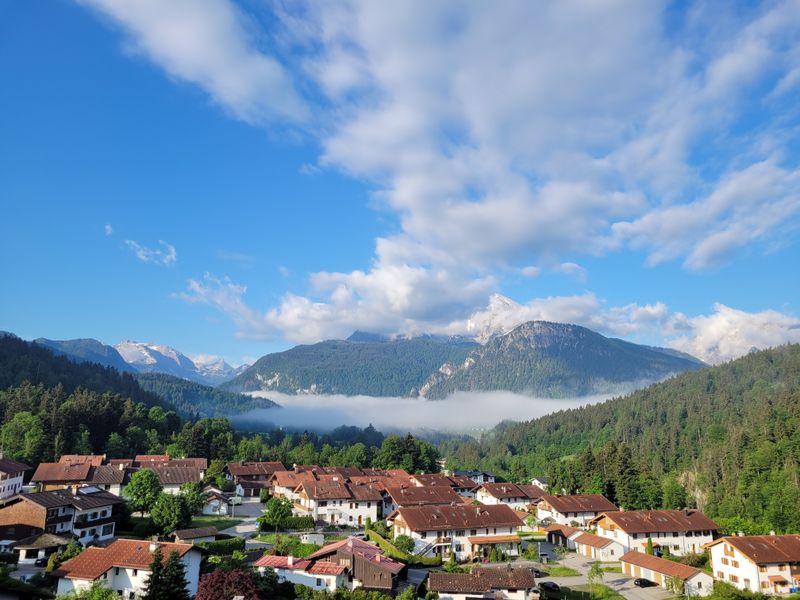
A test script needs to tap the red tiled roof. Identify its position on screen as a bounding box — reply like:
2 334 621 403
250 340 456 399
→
574 532 616 549
306 537 404 574
54 540 193 580
540 494 618 514
226 461 285 477
621 550 703 580
148 465 203 485
411 473 453 487
707 535 800 564
134 454 170 462
308 561 347 576
173 526 218 540
385 485 461 506
517 484 546 499
253 555 311 571
31 462 91 483
599 509 719 534
479 483 530 500
59 455 105 466
545 523 580 537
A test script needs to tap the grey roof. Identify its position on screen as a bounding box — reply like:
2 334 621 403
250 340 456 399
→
0 457 32 474
20 488 124 510
173 526 218 540
14 532 73 550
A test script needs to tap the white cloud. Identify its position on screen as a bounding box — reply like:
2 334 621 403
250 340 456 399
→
519 266 541 278
77 0 307 125
667 303 800 364
125 239 177 266
554 262 588 283
104 223 113 236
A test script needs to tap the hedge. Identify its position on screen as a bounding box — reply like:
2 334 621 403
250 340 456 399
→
197 536 246 556
365 530 441 567
280 516 315 530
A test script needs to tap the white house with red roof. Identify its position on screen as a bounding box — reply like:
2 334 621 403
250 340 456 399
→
254 554 348 592
53 539 203 599
706 534 800 595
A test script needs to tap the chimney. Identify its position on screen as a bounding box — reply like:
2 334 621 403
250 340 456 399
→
770 531 776 536
149 536 160 552
738 532 745 537
287 555 294 567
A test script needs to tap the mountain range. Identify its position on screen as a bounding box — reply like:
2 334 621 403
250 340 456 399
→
34 338 248 386
25 319 706 400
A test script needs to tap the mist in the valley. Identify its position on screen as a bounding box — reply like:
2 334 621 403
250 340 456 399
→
230 391 613 434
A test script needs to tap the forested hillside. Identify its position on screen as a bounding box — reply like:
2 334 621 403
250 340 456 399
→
222 335 477 395
441 344 800 532
134 372 278 418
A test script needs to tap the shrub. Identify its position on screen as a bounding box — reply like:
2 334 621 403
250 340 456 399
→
280 516 315 530
365 530 441 567
394 535 415 554
197 536 246 556
259 488 270 503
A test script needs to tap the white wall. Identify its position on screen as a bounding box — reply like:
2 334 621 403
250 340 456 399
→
709 541 798 595
596 524 715 556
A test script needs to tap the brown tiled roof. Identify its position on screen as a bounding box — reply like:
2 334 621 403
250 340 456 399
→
517 484 546 500
134 454 170 463
173 526 218 540
448 475 479 490
86 465 129 485
298 481 352 500
149 465 203 485
20 488 123 510
253 554 311 571
308 561 347 575
385 485 460 506
600 509 719 534
391 504 524 531
226 461 285 477
13 532 73 550
165 458 208 469
54 540 193 580
707 535 800 564
347 483 383 501
411 473 453 487
621 550 703 580
323 466 366 478
574 532 616 549
59 455 105 466
348 475 392 491
428 567 536 593
272 470 319 488
479 483 530 500
31 462 91 483
237 480 269 490
0 457 31 474
545 523 580 537
540 494 618 514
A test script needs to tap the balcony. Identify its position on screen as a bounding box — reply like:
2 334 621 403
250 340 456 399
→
74 515 117 529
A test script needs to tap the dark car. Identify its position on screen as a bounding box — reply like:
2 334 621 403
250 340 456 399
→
530 568 543 577
539 581 561 595
634 578 655 587
34 557 48 567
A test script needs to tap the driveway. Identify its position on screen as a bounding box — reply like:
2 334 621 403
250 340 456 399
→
220 498 263 538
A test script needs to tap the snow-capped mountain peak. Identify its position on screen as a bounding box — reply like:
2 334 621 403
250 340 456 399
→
465 294 524 343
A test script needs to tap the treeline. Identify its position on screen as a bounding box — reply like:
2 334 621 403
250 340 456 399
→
441 344 800 532
134 372 278 419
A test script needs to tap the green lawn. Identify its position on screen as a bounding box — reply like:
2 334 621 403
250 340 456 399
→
254 534 321 557
190 515 243 531
592 561 622 573
562 584 625 600
546 566 581 577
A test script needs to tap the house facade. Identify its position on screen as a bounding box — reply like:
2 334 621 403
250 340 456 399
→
294 481 382 527
0 487 124 545
225 461 285 497
536 494 618 527
621 550 713 596
387 504 524 562
707 535 800 595
573 531 625 561
53 539 203 599
306 537 404 591
475 483 542 511
0 457 31 500
255 555 347 593
592 509 720 556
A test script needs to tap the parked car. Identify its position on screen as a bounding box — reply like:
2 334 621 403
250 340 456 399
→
539 581 561 595
530 567 543 577
34 557 48 567
634 578 655 587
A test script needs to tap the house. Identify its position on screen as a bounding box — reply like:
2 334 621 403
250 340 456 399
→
536 494 618 527
706 534 800 595
409 473 478 497
427 567 537 600
475 483 543 511
530 477 549 491
387 504 524 561
293 481 382 527
270 468 329 501
53 539 203 599
225 461 285 497
621 550 713 596
202 486 233 516
545 523 581 549
59 455 106 467
0 457 31 500
573 531 625 561
452 470 497 485
306 536 405 591
255 555 347 593
592 509 720 556
0 487 124 544
83 464 133 496
147 464 204 494
13 532 72 565
31 462 93 491
0 524 42 554
172 526 217 544
383 485 461 514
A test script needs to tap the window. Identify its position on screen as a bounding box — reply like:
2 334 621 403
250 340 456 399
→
717 572 724 579
744 579 751 590
761 582 770 589
729 575 739 583
133 569 138 576
698 582 703 589
421 532 427 539
367 502 371 508
316 578 322 586
732 560 739 568
456 530 465 536
759 566 767 573
721 558 729 565
673 545 680 550
471 530 477 536
115 568 120 575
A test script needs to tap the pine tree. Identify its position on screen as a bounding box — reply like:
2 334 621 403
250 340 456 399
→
161 550 191 600
142 545 164 600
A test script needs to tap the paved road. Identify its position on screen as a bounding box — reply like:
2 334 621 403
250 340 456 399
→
220 498 263 538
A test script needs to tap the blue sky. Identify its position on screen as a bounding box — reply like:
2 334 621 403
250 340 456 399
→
1 0 800 366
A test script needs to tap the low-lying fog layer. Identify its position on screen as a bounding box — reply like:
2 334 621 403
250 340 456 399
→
231 391 612 433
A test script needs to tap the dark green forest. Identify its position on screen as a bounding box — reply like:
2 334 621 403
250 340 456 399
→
441 344 800 532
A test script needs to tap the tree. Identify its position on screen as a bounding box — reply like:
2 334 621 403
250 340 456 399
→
394 534 416 554
396 587 417 600
195 569 261 600
259 496 293 532
161 549 191 600
587 561 604 598
180 482 205 515
151 493 192 534
646 537 655 555
125 469 163 516
0 411 45 464
665 575 685 596
662 475 689 510
55 581 120 600
141 545 164 600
